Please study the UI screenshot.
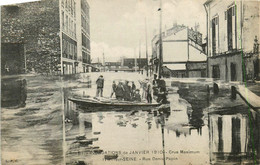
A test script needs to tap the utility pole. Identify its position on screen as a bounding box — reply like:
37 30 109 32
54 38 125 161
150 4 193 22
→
145 17 149 77
134 48 137 72
139 40 141 73
103 49 105 72
158 0 163 78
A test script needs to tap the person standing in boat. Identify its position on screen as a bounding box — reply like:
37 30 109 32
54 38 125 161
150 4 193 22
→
152 74 159 96
146 83 152 103
110 81 117 98
96 75 104 97
115 81 125 100
123 81 131 101
157 76 168 103
131 81 136 96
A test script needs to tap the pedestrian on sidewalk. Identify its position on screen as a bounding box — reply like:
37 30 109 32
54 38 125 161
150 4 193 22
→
96 75 104 97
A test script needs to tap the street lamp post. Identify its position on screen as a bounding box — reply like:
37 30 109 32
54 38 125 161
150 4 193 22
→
158 0 163 78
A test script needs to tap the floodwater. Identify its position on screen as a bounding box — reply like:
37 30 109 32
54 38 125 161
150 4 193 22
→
1 72 260 165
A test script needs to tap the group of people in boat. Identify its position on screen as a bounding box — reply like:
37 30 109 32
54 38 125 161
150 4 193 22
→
95 74 167 103
110 80 141 102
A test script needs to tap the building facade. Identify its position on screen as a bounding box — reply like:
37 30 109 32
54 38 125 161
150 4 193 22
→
204 0 259 81
1 0 91 75
152 24 207 78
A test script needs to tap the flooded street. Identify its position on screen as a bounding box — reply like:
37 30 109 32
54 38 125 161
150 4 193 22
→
1 72 260 165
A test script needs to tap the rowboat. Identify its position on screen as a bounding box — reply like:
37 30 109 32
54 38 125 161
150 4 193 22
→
68 95 162 111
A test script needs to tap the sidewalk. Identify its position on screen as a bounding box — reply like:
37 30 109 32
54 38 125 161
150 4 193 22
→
247 82 260 96
236 83 260 112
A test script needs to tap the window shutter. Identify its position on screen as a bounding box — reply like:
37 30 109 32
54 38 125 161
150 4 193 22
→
234 5 236 16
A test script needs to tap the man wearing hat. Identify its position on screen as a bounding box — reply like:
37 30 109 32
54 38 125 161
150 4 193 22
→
96 75 104 97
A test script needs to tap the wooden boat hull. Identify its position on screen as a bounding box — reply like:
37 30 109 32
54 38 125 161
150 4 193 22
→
68 97 162 111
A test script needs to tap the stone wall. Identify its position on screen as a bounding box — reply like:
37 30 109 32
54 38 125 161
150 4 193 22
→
244 53 260 80
1 0 60 74
208 53 243 81
187 62 207 78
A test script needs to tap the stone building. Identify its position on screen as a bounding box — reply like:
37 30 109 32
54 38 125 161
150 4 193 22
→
151 24 207 78
1 0 91 75
204 0 259 81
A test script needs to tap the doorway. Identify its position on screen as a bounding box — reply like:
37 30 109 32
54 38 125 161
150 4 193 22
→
212 65 220 79
230 63 237 81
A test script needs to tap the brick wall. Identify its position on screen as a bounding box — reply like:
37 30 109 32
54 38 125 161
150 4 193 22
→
1 0 61 74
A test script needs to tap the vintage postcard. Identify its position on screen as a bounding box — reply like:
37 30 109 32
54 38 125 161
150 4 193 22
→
1 0 259 164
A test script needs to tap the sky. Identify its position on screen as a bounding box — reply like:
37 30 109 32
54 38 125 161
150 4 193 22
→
0 0 207 62
88 0 207 62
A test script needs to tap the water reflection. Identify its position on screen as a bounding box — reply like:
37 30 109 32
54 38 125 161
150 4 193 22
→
1 78 27 108
209 110 259 164
64 89 210 165
63 74 259 165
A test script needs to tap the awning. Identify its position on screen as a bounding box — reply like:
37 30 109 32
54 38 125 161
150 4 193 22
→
164 64 186 70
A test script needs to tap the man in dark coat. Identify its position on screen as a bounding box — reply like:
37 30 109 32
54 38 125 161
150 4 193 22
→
131 82 136 97
123 81 131 101
96 75 104 97
115 82 125 100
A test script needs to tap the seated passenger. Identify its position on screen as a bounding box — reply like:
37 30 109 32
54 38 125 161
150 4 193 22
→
132 89 141 102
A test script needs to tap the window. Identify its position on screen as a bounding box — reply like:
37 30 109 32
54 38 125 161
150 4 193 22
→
74 1 76 16
211 16 219 56
62 11 64 30
230 63 237 81
226 5 237 51
65 15 68 32
68 17 70 33
82 33 86 48
74 45 77 60
70 0 73 15
74 23 76 37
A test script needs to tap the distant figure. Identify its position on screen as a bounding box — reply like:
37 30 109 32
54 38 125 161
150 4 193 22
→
157 76 167 103
96 75 104 97
115 82 125 100
152 74 159 96
157 76 166 92
140 80 148 99
131 82 136 96
133 89 141 102
153 74 157 85
123 81 131 101
110 81 117 98
147 84 152 103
